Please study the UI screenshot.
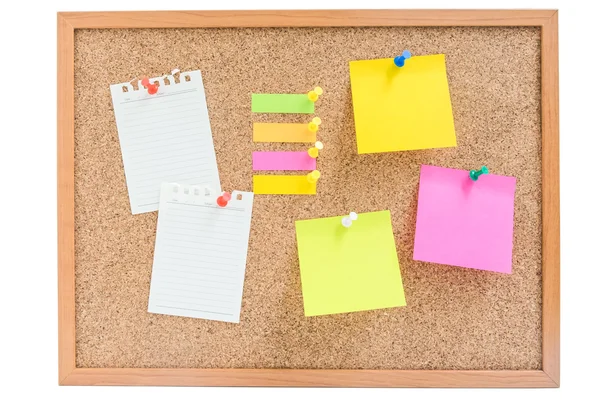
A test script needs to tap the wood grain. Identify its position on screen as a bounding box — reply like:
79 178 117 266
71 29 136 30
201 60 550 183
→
62 368 556 388
57 9 559 387
57 13 76 384
540 11 560 387
59 9 555 28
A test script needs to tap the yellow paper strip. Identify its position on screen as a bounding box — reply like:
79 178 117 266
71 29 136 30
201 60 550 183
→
253 123 317 143
253 175 316 195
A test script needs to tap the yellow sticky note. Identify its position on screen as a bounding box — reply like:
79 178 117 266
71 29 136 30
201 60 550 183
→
295 210 406 316
349 54 456 154
253 175 316 195
253 123 317 143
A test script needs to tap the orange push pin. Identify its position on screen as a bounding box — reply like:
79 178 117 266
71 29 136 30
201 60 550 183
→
307 141 324 158
217 192 231 207
307 86 323 102
306 170 321 183
307 117 322 133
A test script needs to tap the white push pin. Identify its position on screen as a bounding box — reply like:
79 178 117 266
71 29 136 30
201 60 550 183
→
341 212 358 228
171 68 180 75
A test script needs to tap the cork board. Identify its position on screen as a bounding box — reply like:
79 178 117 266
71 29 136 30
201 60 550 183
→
74 26 542 370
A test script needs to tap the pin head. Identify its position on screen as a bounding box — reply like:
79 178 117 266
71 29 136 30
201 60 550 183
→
469 166 489 181
308 87 323 102
342 212 358 228
307 147 319 158
217 192 231 207
393 56 405 67
307 117 322 132
394 50 412 67
147 83 158 95
315 141 324 150
141 77 150 87
307 170 320 183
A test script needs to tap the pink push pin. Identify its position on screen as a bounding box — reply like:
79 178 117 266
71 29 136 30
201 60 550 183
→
217 192 231 207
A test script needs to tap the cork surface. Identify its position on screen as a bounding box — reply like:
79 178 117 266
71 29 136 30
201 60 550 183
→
74 27 542 370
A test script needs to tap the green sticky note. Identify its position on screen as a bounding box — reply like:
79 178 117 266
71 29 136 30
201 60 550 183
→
252 94 315 114
294 210 406 317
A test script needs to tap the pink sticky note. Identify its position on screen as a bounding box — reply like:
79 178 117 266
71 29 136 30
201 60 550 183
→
252 151 316 171
413 165 517 274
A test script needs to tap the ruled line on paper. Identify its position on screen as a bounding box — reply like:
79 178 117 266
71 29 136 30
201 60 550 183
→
121 105 203 121
110 70 221 214
147 183 254 323
121 115 204 131
154 306 233 316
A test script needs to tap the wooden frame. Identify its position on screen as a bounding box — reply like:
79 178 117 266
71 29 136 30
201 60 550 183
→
57 9 559 387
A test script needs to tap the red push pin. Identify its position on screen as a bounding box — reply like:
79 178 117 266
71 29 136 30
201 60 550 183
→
140 76 158 95
217 192 231 207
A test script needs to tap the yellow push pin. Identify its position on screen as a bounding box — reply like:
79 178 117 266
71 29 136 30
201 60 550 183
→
307 141 324 158
307 117 322 133
306 170 321 183
307 86 323 102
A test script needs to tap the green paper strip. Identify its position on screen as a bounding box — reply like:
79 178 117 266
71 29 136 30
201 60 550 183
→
252 94 315 114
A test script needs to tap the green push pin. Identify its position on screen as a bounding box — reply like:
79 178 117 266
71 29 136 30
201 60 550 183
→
469 166 489 181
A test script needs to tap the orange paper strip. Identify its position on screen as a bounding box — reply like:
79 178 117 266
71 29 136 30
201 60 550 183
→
253 123 317 143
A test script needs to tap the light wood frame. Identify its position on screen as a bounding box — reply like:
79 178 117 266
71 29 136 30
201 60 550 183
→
57 9 559 387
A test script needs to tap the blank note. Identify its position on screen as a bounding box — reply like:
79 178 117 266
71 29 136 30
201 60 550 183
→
252 151 316 171
413 165 517 273
251 94 314 113
110 70 221 214
253 175 317 195
253 122 317 143
148 183 254 323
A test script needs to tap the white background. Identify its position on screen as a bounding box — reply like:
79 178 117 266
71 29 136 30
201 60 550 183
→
0 0 597 398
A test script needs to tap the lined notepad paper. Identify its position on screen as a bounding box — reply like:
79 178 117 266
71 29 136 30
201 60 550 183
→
148 183 254 323
110 70 221 214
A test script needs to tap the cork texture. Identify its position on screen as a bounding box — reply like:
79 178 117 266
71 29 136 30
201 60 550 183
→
74 26 542 370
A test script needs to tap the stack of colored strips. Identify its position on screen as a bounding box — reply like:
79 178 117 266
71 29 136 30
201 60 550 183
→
251 87 323 195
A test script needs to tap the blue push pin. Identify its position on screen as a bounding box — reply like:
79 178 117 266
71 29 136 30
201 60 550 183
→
394 50 412 67
469 166 489 181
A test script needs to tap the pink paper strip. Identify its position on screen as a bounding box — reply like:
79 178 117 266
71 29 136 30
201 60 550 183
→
413 164 517 274
252 151 316 171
